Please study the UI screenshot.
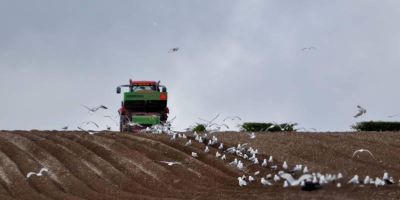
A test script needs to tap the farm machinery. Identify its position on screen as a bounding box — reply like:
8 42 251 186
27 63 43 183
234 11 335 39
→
116 79 169 132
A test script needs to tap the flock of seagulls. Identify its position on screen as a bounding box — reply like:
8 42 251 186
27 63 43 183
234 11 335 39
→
62 104 116 133
143 119 399 192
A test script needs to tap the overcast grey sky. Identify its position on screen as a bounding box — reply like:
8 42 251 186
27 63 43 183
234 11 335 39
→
1 0 399 131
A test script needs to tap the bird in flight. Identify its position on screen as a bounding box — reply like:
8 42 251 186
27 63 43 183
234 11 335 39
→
82 105 108 113
388 113 400 118
168 47 179 53
81 121 99 128
223 116 242 122
61 126 68 130
159 161 181 166
354 105 367 118
26 167 49 179
77 127 99 135
301 47 317 51
352 148 374 159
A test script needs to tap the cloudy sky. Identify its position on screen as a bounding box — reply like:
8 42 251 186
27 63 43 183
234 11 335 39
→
1 0 399 131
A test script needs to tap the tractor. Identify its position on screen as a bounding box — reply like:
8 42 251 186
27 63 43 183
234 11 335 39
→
116 79 169 132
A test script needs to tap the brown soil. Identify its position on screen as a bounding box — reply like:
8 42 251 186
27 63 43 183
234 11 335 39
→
0 130 399 200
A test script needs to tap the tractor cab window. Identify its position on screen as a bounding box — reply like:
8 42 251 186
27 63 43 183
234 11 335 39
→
131 85 157 92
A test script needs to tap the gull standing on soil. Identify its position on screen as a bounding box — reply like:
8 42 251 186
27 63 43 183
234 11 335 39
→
354 105 367 118
27 168 49 179
215 151 221 158
282 161 288 170
254 171 260 176
261 177 273 186
82 105 108 113
238 177 247 187
283 180 289 188
185 140 192 146
268 156 273 163
204 146 210 153
261 159 268 167
249 132 256 139
218 143 223 150
248 176 255 182
191 152 198 158
159 161 181 166
221 154 226 160
274 174 281 182
348 175 359 184
352 149 374 159
303 166 309 174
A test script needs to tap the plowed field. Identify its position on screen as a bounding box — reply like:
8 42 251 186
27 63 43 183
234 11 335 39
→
0 131 399 200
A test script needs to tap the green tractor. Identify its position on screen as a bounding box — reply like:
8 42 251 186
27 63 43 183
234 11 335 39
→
116 79 169 132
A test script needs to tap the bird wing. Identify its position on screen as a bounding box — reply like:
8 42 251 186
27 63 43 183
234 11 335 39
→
99 105 108 109
364 149 374 157
81 105 93 111
354 111 363 118
89 121 99 128
40 168 49 173
352 150 360 158
26 172 36 178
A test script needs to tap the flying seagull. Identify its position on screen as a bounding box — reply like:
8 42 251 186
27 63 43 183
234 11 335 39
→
77 127 99 135
352 149 374 159
82 105 108 113
159 161 181 166
354 105 367 118
168 47 179 53
27 167 49 179
388 113 400 118
61 126 68 130
81 121 100 128
301 47 317 51
223 116 242 122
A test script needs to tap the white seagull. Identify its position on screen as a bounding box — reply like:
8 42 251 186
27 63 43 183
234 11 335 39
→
261 177 273 186
352 149 374 159
282 161 288 170
354 105 367 118
26 167 49 179
191 152 198 158
238 177 247 187
159 161 181 166
221 154 226 160
204 146 210 153
249 132 256 139
185 140 192 146
348 175 359 184
261 159 268 167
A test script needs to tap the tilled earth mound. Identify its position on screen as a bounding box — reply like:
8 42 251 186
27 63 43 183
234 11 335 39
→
0 131 399 200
